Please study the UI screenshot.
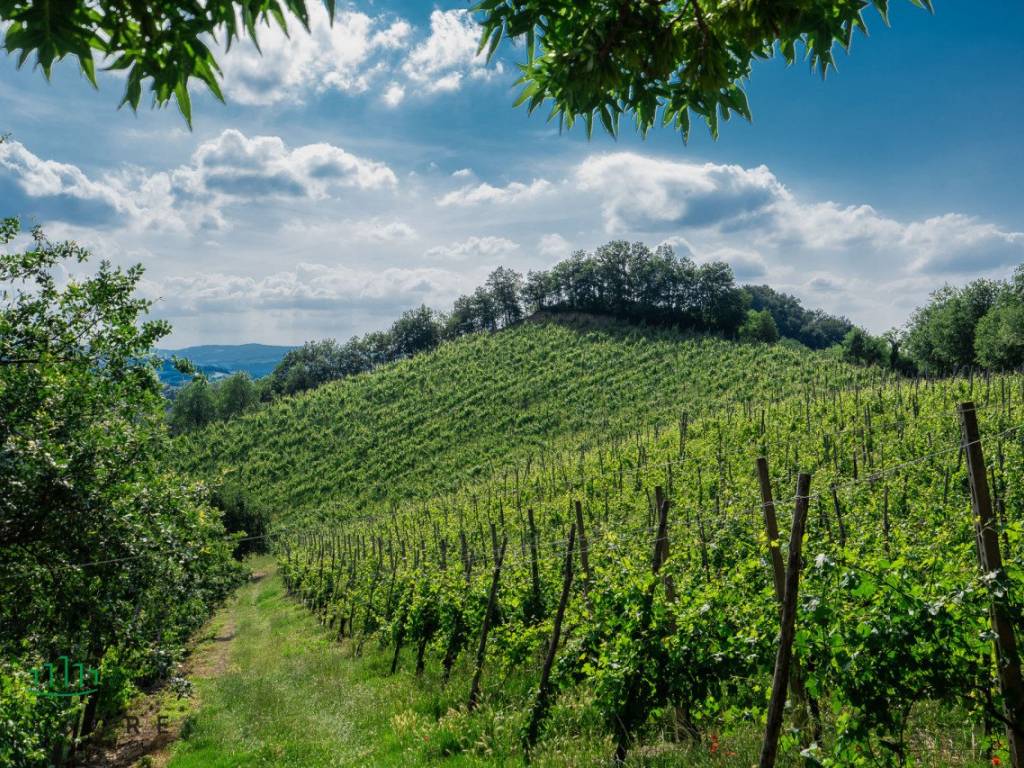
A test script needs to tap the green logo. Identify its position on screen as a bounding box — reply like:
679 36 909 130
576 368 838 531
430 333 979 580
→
29 656 99 698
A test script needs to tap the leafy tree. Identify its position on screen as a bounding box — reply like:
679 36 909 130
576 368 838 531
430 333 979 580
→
975 294 1024 370
478 0 933 139
0 218 241 757
217 371 258 419
486 267 525 327
841 326 886 367
738 309 780 344
270 339 358 396
390 305 443 358
905 280 1001 372
209 484 269 557
171 376 218 432
694 261 747 333
1 0 931 129
745 284 852 349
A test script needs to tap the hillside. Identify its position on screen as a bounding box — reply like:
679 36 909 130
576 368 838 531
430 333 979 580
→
177 316 877 520
176 314 1024 766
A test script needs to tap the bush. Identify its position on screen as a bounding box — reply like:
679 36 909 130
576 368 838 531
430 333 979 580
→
737 309 780 344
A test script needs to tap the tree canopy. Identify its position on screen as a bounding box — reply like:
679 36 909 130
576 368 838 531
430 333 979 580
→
479 0 933 138
1 0 932 130
0 217 242 760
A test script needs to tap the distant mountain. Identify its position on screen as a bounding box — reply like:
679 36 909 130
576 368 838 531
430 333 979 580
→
156 343 294 387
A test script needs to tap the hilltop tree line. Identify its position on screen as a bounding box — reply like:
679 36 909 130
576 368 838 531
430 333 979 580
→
833 268 1024 375
169 241 858 431
170 239 1024 434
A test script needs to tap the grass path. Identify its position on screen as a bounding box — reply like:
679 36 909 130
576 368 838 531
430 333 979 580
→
165 561 487 768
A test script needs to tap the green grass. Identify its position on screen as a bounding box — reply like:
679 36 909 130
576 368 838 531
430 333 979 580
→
170 566 414 768
167 565 786 768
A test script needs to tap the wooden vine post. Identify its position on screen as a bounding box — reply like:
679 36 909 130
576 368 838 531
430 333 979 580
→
574 500 593 610
755 457 785 601
757 458 819 741
759 472 810 768
524 522 576 756
959 401 1024 768
468 535 508 711
527 508 543 623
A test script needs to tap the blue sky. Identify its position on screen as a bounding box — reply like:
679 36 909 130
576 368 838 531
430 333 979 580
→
2 1 1022 346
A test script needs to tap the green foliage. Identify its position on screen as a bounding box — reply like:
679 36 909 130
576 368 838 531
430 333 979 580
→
477 0 933 139
975 291 1024 370
745 283 852 349
0 0 308 125
2 0 931 129
0 218 244 760
905 279 1002 372
841 326 887 367
209 483 270 557
737 309 779 344
271 359 1018 764
216 371 259 419
523 241 748 334
173 242 798 434
171 376 218 432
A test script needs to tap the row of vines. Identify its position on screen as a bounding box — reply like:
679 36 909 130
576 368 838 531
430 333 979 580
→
278 370 1024 766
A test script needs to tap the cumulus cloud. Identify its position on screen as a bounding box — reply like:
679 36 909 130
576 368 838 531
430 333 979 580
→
538 233 572 260
577 153 782 233
437 178 552 207
212 7 506 107
348 218 418 243
0 131 396 234
0 138 185 230
579 152 1024 281
424 236 519 263
217 7 412 106
173 129 397 202
382 82 406 107
402 10 503 94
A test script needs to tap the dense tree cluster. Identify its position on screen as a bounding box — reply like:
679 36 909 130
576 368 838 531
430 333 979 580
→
738 309 780 344
905 274 1021 373
826 268 1024 375
745 284 853 349
0 219 243 764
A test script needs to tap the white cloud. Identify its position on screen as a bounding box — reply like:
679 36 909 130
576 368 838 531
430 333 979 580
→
538 233 572 260
217 7 412 106
402 10 502 94
382 82 406 107
578 152 1024 282
0 138 189 231
577 153 782 233
424 236 519 263
205 6 506 109
437 178 553 207
0 131 396 234
173 129 397 203
148 262 465 316
452 168 473 178
349 218 418 243
702 247 768 281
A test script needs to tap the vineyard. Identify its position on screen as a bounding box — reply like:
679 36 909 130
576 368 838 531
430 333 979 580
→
176 317 1024 766
177 315 880 518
